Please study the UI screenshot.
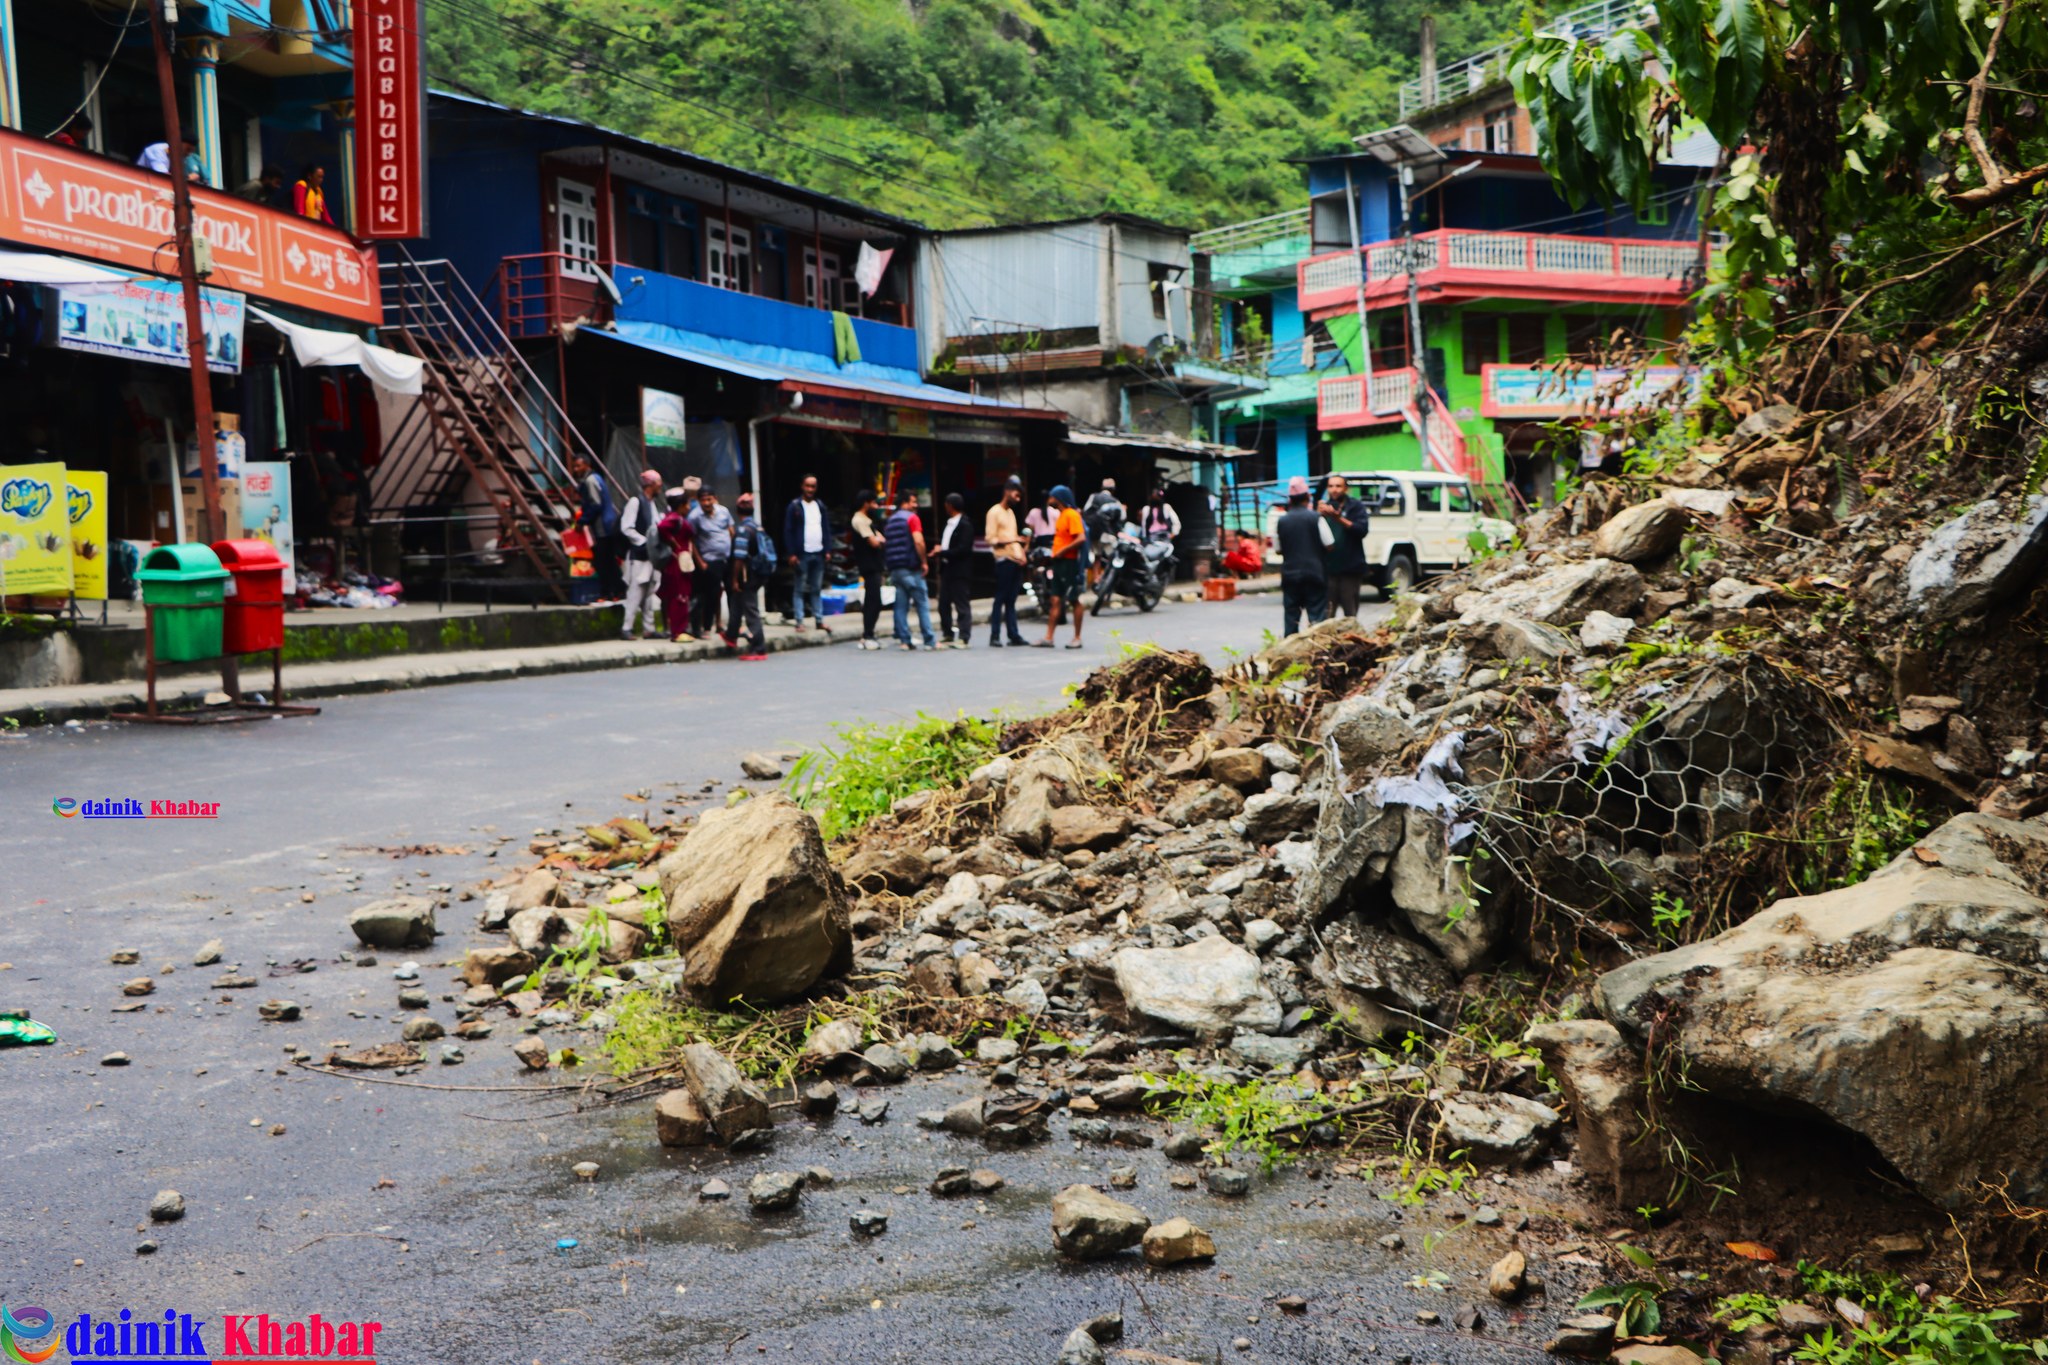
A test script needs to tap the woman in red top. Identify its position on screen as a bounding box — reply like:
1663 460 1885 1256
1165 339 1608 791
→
657 487 697 642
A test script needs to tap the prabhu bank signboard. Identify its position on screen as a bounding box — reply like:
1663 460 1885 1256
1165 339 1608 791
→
0 131 380 324
353 0 428 239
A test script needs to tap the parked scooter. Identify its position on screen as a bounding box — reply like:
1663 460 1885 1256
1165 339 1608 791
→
1093 529 1175 613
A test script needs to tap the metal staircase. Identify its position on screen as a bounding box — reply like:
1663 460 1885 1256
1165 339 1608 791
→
373 245 617 598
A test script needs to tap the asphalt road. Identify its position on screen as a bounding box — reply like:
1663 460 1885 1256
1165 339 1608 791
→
0 593 1604 1365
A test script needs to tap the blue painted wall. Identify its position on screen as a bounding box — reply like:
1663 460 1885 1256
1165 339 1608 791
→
1276 415 1310 485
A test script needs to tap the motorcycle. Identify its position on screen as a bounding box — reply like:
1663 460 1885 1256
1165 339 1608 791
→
1093 531 1175 613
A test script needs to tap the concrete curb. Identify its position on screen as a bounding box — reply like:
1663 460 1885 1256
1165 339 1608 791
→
0 577 1289 728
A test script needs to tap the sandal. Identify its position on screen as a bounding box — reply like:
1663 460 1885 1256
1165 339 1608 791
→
1065 641 1084 649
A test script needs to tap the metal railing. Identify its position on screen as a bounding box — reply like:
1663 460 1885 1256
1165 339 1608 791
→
1190 208 1312 256
1398 0 1654 116
1298 228 1700 310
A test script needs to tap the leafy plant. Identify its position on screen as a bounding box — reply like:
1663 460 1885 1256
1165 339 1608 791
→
1649 889 1692 943
1795 768 1930 893
1579 1280 1663 1338
1713 1263 2043 1365
786 709 999 841
1139 1066 1332 1172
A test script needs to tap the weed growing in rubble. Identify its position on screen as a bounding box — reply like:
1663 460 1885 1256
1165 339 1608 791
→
1650 890 1693 943
1713 1263 2039 1365
1139 1067 1333 1172
786 711 1000 841
1794 770 1931 894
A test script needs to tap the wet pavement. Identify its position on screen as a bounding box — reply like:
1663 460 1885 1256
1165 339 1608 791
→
0 595 1604 1363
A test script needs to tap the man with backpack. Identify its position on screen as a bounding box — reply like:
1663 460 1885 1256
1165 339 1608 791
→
617 470 668 640
883 488 937 651
727 492 773 660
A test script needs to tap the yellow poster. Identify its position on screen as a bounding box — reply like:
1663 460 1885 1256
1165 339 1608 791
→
67 469 108 600
0 462 73 596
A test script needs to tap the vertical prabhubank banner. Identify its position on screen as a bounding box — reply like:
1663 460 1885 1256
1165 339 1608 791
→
68 468 108 600
0 461 74 595
352 0 427 239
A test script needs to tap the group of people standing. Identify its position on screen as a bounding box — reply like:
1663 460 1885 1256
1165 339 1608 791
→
571 459 1184 658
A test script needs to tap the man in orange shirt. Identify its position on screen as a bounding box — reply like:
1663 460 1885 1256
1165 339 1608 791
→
1035 484 1086 650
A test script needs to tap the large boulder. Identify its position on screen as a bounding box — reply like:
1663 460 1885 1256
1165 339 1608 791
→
1454 558 1645 625
1309 914 1454 1038
1320 697 1422 776
1592 500 1688 564
1904 495 2048 619
1296 795 1407 921
1051 1185 1150 1259
655 795 851 1003
1524 1020 1662 1206
1109 936 1283 1036
348 897 436 950
1597 812 2048 1206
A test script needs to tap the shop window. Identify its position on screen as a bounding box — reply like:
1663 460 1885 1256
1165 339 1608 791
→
1505 314 1546 364
1461 312 1500 375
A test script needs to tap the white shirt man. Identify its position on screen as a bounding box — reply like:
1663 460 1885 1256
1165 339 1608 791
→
800 498 824 553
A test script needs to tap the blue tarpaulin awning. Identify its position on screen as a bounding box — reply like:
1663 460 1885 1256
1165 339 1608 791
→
581 322 1064 421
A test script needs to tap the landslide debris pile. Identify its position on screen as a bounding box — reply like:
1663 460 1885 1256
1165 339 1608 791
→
406 430 2048 1297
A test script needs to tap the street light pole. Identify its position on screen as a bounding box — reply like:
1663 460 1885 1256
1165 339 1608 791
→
1399 164 1428 466
147 0 221 545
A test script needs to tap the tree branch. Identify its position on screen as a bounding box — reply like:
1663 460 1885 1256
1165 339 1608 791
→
1945 0 2048 211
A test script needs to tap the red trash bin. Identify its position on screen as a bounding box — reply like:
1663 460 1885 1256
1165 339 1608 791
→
212 539 287 654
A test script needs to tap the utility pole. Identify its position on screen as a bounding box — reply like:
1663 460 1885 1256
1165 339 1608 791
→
149 0 238 701
1398 164 1428 466
1342 164 1374 410
147 0 221 545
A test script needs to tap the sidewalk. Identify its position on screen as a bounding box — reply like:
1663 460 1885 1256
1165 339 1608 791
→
0 575 1285 727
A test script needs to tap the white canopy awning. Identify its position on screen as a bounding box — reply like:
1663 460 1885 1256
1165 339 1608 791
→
250 306 424 396
0 247 132 286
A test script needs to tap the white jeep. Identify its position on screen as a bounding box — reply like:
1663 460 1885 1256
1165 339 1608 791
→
1265 471 1515 598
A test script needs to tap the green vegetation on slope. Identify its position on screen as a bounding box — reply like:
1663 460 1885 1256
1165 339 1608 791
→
427 0 1524 229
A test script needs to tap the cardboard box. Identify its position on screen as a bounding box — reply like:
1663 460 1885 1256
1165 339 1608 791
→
179 478 239 547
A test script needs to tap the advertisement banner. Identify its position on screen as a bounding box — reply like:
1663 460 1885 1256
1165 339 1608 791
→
352 0 428 239
1480 363 1701 419
0 129 379 322
66 468 108 600
240 462 296 594
640 387 688 450
54 278 244 373
0 461 74 595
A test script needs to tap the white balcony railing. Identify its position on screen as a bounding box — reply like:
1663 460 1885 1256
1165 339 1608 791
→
1398 0 1655 116
1190 208 1311 256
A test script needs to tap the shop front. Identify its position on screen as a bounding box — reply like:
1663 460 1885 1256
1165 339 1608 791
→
0 128 415 614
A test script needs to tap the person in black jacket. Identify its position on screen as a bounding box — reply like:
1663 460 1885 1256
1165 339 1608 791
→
1319 473 1371 617
781 474 834 632
1274 475 1330 636
935 491 976 648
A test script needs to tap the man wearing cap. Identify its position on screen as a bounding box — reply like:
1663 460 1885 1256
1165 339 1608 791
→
1036 485 1087 649
727 492 770 660
883 489 937 651
617 470 668 640
1274 475 1332 636
983 476 1030 647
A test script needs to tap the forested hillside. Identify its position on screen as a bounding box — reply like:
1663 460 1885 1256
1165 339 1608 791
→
425 0 1522 229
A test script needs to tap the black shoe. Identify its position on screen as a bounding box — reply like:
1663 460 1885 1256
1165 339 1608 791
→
988 638 1004 647
1007 637 1029 647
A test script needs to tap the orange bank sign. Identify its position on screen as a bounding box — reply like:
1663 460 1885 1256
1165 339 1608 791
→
0 131 380 324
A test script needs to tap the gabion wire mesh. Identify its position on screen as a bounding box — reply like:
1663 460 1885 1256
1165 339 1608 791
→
1454 653 1843 949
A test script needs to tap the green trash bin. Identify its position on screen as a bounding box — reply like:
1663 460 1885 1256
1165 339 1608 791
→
136 543 229 662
